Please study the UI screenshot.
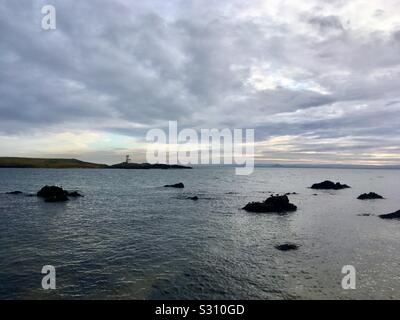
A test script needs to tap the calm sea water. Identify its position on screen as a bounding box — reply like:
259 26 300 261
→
0 167 399 299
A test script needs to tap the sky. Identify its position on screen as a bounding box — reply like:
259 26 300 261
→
1 0 400 165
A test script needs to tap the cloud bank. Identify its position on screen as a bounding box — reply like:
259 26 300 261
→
1 0 400 165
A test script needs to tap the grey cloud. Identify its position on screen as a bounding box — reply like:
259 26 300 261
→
308 15 344 33
0 0 400 164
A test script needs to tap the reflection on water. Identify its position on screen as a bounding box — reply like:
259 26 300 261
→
0 167 400 299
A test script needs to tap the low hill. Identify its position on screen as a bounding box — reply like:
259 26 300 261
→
0 157 108 169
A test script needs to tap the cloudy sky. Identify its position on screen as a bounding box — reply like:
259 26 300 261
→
1 0 400 165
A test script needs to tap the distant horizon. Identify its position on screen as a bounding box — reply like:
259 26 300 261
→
1 155 399 169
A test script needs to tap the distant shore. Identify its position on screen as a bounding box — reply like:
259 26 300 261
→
1 157 398 170
0 157 192 169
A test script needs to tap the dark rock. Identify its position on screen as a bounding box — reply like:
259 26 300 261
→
358 213 372 217
37 186 69 202
243 195 297 213
379 210 400 220
67 191 84 197
164 183 185 188
188 196 199 201
111 162 192 169
275 243 299 251
311 180 350 190
6 191 23 195
357 192 384 200
37 185 67 198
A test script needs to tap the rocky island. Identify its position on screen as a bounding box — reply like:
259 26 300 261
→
379 210 400 220
243 194 297 213
110 162 191 169
311 180 350 190
37 186 83 202
357 192 384 200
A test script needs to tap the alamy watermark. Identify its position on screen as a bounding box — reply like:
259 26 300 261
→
41 265 56 290
41 5 56 30
341 265 356 290
146 121 255 175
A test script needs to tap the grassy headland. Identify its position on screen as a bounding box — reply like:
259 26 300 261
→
0 157 108 169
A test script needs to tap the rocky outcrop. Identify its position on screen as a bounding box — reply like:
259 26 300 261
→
67 191 84 197
37 186 69 202
275 243 299 251
164 183 185 188
379 210 400 220
357 192 384 200
311 180 350 190
5 191 23 195
36 186 84 202
243 195 297 213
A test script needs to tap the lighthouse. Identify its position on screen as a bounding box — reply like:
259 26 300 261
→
125 155 131 164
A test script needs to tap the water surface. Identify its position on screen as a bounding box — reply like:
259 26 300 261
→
0 167 399 299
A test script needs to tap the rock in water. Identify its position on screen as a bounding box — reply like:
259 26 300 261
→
188 196 199 201
275 243 299 251
6 191 23 195
357 192 384 200
243 195 297 213
37 186 69 202
311 180 350 190
164 183 185 188
379 210 400 220
67 191 84 197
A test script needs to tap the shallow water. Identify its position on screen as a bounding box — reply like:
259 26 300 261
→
0 167 399 299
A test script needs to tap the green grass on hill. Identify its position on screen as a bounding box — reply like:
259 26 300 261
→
0 157 108 169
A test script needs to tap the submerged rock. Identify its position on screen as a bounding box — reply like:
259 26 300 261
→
6 191 23 195
243 195 297 213
379 210 400 220
357 192 384 200
275 243 299 251
311 180 350 190
188 196 199 201
164 183 185 188
67 191 84 197
37 186 69 202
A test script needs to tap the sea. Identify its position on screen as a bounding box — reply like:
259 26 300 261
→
0 167 399 299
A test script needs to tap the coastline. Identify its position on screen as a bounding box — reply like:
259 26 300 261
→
0 157 192 170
